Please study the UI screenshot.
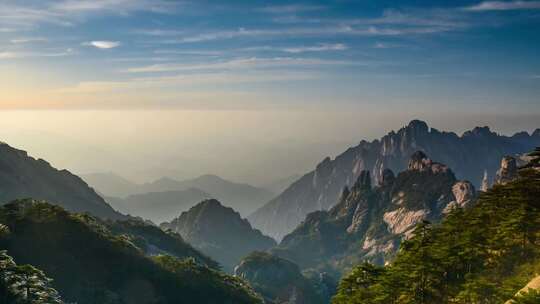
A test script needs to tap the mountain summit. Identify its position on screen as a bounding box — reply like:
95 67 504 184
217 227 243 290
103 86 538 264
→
273 151 472 273
161 199 276 272
248 120 540 241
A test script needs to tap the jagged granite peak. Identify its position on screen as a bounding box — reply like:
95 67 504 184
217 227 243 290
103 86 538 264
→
443 181 476 214
463 126 496 138
407 150 450 174
161 199 276 272
407 119 429 134
533 129 540 137
273 156 460 272
248 120 540 241
0 142 123 220
495 156 518 185
481 170 490 192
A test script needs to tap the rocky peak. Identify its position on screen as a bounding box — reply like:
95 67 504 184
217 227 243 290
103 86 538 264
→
495 156 518 185
464 126 495 138
407 119 429 134
408 151 429 169
407 151 449 174
532 129 540 137
443 180 476 214
481 170 489 192
452 181 476 206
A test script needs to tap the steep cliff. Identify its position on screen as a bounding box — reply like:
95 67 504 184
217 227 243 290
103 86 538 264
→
249 120 540 241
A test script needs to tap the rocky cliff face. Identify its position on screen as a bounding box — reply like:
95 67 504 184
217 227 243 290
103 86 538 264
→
160 199 276 272
0 142 123 220
248 120 540 241
495 156 518 185
272 152 475 274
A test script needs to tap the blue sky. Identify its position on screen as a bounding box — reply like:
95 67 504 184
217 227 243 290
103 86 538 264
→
1 0 540 110
1 1 540 184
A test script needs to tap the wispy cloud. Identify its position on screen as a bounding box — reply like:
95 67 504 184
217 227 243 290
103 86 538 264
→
10 37 47 44
239 43 348 53
0 49 74 59
83 41 121 49
283 43 348 53
259 4 325 14
55 70 323 94
465 1 540 11
0 0 180 30
173 23 460 44
126 57 358 73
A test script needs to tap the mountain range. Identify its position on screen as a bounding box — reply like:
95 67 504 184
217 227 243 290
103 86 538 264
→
248 120 540 241
0 142 122 220
0 199 261 304
161 199 276 272
82 173 275 218
272 151 473 275
104 188 211 224
332 150 540 303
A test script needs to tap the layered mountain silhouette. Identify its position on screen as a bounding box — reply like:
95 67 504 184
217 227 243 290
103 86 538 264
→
105 188 211 224
0 199 261 304
248 120 540 241
161 199 276 272
83 173 274 217
0 142 123 220
272 151 474 274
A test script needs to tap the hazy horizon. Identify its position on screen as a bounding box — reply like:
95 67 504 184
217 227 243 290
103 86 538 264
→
0 110 538 186
1 0 539 185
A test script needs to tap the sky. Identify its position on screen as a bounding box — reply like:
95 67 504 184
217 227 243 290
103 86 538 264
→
0 0 539 185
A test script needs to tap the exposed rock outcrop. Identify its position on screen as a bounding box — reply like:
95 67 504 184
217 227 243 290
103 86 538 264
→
443 181 476 214
273 152 463 272
495 156 518 185
249 120 540 241
407 151 450 174
481 170 490 192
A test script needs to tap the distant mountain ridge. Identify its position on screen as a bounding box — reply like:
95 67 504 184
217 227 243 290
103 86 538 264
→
161 199 276 272
82 173 275 217
272 151 472 274
248 120 540 241
0 142 123 220
105 188 211 224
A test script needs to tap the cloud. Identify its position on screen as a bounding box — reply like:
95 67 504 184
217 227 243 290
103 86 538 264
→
83 41 121 49
373 42 404 49
239 44 348 53
174 23 460 44
465 1 540 11
125 57 358 73
283 43 348 53
259 5 325 14
10 37 47 44
0 49 74 59
54 70 323 95
0 0 180 30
